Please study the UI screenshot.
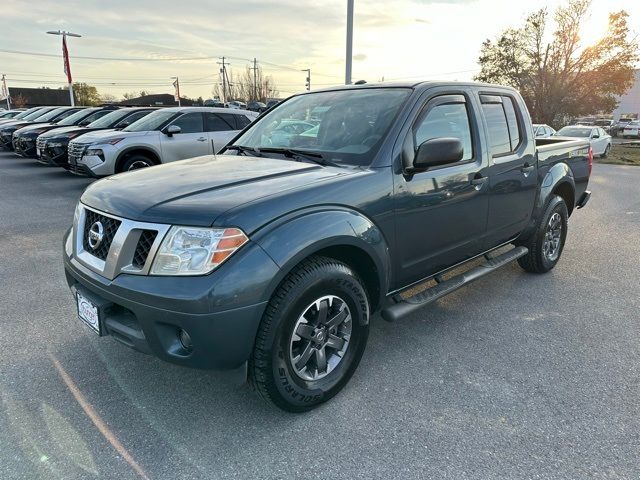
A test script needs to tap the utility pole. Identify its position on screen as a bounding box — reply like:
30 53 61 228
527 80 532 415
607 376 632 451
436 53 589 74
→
1 74 10 110
251 58 258 101
345 0 354 85
46 30 81 106
217 57 230 104
302 69 311 91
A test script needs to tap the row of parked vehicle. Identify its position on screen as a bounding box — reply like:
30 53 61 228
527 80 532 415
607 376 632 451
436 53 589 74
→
0 105 258 176
533 123 613 158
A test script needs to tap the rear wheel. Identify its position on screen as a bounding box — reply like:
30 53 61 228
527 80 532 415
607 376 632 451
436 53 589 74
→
249 256 370 412
119 154 155 173
518 195 568 273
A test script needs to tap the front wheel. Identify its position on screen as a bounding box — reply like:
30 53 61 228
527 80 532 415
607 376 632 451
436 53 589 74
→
518 195 568 273
249 256 370 412
119 154 155 172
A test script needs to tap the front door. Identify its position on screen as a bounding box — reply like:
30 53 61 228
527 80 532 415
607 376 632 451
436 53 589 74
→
160 112 211 163
394 93 490 288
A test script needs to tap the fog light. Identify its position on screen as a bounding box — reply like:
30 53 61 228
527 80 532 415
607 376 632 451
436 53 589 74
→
178 328 193 352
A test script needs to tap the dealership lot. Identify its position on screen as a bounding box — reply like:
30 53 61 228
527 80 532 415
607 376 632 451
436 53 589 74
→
1 152 639 479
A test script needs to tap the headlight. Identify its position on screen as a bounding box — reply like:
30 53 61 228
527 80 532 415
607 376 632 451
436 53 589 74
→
85 148 104 157
49 141 65 148
150 226 248 276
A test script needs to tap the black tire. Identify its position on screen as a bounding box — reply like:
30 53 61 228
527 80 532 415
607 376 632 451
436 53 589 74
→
518 195 568 273
249 256 370 412
602 144 611 158
118 154 155 173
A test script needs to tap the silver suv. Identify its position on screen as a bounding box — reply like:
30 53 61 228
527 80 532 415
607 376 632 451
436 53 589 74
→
67 107 257 176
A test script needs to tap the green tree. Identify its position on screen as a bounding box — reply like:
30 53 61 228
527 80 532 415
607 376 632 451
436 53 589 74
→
475 0 638 125
72 83 102 106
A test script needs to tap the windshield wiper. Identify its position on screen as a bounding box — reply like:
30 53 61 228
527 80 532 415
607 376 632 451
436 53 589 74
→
225 145 263 156
258 147 338 167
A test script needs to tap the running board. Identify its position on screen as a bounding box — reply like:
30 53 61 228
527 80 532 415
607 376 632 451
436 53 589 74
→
381 246 528 322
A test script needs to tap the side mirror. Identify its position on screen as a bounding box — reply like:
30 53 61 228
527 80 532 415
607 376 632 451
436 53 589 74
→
165 124 181 136
412 137 464 171
592 134 599 139
79 120 91 127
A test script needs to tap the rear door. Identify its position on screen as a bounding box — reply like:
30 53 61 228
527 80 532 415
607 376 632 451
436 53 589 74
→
480 92 538 248
393 91 490 287
160 112 210 162
204 112 239 153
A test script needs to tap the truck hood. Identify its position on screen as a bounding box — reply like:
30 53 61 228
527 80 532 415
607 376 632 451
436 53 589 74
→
73 129 150 145
81 155 354 227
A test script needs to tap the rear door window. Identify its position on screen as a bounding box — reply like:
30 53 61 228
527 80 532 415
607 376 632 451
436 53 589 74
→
205 113 236 132
481 94 522 156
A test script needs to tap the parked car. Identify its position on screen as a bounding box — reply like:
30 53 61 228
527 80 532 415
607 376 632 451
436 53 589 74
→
66 107 257 176
0 109 25 120
13 106 121 158
533 124 556 138
0 107 79 150
63 81 591 411
556 125 612 157
226 100 247 110
265 99 280 109
204 99 225 108
622 121 640 139
36 107 157 168
265 119 316 146
594 119 613 133
247 101 267 113
0 107 48 126
610 120 631 137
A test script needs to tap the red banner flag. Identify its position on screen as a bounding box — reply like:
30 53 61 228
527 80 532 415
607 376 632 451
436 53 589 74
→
62 36 73 84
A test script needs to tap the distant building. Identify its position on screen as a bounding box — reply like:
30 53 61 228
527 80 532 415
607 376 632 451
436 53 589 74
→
119 94 196 107
6 87 72 107
612 69 640 120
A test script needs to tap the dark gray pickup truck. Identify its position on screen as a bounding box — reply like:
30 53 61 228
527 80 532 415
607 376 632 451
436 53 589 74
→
63 82 591 411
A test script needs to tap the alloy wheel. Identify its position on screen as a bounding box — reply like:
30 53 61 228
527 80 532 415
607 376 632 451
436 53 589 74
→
543 212 562 262
289 295 352 381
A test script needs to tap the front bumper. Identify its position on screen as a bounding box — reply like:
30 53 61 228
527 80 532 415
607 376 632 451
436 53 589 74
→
13 136 37 157
0 131 14 149
37 143 70 167
63 230 277 370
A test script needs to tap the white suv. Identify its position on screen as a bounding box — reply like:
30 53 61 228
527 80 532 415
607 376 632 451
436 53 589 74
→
67 107 257 176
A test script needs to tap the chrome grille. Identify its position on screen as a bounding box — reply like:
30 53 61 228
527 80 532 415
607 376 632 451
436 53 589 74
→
82 210 121 261
73 205 170 280
68 142 86 164
36 136 46 152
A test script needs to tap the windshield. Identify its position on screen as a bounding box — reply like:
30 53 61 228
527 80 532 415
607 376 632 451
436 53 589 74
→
123 110 177 132
56 109 93 126
558 127 592 137
88 109 131 128
13 108 41 120
35 108 72 123
230 87 411 166
24 108 55 120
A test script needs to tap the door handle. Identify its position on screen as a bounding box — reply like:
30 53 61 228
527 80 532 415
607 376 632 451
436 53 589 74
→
470 174 488 190
521 163 535 174
196 137 207 142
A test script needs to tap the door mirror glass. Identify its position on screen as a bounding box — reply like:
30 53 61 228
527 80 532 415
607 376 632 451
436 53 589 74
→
165 124 181 136
413 137 464 170
592 133 599 139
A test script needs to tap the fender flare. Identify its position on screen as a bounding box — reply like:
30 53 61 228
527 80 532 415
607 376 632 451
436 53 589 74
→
521 162 575 240
253 208 392 316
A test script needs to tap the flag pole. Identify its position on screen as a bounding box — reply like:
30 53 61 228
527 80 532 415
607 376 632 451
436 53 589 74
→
1 74 10 110
46 30 81 106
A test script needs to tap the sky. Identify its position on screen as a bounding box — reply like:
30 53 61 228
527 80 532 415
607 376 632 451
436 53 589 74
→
1 0 638 101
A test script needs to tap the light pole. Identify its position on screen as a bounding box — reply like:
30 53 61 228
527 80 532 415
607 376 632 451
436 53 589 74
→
46 30 81 106
345 0 354 85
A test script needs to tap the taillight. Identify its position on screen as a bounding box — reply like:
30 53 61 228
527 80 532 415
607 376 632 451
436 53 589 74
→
587 147 593 177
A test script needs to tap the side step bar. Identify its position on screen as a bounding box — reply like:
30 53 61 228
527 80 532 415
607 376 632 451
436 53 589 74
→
381 246 528 322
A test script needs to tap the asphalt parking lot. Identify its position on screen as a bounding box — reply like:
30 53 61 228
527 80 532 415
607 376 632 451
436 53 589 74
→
1 151 639 480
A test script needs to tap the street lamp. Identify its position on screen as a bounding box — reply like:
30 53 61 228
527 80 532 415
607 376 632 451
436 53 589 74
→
46 30 81 106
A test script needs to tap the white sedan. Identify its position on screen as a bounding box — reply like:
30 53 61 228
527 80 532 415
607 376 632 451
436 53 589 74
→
556 125 612 157
533 124 556 138
622 121 640 139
